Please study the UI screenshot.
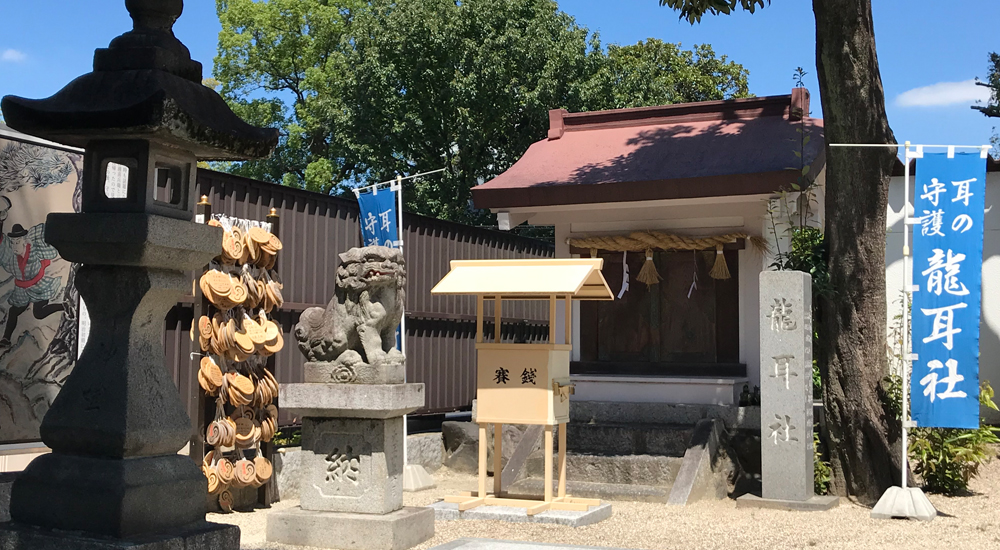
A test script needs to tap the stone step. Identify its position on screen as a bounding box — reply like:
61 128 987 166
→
569 401 760 432
507 478 671 503
565 422 693 457
524 453 682 486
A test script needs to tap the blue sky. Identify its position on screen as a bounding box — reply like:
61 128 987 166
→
1 0 997 151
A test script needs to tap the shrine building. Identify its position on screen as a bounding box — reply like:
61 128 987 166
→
472 89 824 405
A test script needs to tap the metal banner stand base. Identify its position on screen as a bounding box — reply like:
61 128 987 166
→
403 464 436 492
870 486 937 521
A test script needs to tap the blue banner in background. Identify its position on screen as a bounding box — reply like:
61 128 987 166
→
357 186 403 350
911 152 986 429
357 188 399 248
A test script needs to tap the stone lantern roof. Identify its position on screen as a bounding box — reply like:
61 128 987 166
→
0 0 278 160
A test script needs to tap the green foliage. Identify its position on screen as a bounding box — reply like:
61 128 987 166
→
658 0 769 24
911 383 1000 495
972 52 1000 158
769 67 827 400
771 226 830 401
974 53 1000 157
214 0 751 225
272 427 301 448
583 40 749 111
882 375 1000 495
812 360 822 400
973 52 1000 119
882 373 904 423
771 227 830 298
814 430 831 495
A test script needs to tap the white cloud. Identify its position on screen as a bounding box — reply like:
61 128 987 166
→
896 79 991 108
0 49 26 63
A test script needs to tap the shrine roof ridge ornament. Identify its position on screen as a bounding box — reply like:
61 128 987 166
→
0 0 278 160
547 88 812 140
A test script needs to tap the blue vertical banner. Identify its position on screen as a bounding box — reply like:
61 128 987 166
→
357 188 399 248
357 185 403 350
911 152 986 429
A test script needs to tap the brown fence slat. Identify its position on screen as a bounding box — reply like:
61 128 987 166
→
167 170 552 422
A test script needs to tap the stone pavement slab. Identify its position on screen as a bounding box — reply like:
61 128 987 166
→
431 501 612 527
429 538 627 550
735 493 840 511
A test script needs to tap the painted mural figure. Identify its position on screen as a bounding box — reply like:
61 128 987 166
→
0 134 80 443
0 197 64 347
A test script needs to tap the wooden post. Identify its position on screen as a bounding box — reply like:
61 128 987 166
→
493 423 503 496
558 422 567 498
494 297 502 343
258 206 280 508
476 295 484 344
189 195 212 462
544 425 554 502
564 296 572 346
478 423 487 498
548 296 557 343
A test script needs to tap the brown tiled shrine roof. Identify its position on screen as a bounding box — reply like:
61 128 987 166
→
473 88 824 209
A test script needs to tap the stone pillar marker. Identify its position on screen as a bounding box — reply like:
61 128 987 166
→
737 271 838 511
268 246 434 550
0 0 277 547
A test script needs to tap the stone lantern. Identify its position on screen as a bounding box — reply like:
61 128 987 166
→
0 0 277 548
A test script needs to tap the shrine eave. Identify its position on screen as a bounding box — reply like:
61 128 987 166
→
473 89 826 210
474 169 802 210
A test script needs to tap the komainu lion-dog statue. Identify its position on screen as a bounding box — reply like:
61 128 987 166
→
294 246 406 384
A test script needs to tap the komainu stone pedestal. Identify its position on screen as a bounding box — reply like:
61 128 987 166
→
268 383 434 550
267 505 434 550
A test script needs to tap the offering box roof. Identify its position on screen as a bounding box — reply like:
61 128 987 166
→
431 258 613 300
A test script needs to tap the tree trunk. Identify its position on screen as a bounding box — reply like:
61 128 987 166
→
812 0 901 505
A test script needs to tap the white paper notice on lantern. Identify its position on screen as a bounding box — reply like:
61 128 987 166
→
104 162 129 199
77 298 90 359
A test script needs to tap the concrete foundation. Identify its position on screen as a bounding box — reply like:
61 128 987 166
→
429 539 620 550
431 501 612 527
735 493 840 511
0 521 239 550
267 506 434 550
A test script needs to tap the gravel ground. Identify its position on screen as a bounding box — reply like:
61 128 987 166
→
219 456 1000 550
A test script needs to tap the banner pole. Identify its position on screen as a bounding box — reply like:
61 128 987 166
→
902 142 911 490
397 174 408 468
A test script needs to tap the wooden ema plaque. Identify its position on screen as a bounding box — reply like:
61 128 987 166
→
431 259 613 515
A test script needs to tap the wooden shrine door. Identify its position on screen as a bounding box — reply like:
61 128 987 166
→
578 250 740 375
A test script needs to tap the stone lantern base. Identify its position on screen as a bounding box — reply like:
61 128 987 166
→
267 383 434 550
0 521 239 550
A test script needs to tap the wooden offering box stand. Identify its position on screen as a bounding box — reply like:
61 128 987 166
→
431 259 613 515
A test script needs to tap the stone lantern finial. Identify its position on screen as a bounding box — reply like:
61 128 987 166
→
96 0 201 82
125 0 183 31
